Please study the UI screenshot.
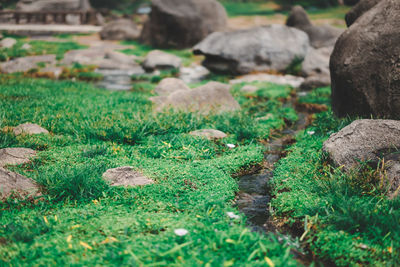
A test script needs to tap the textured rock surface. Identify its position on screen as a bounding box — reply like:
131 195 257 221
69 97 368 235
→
193 25 310 74
0 55 56 73
302 46 333 77
140 0 227 48
345 0 381 26
100 19 140 41
330 0 400 119
142 50 182 71
323 119 400 196
189 129 227 140
0 167 39 199
155 78 190 96
0 148 36 167
151 82 240 114
13 123 49 136
286 6 343 48
323 120 400 170
102 166 154 187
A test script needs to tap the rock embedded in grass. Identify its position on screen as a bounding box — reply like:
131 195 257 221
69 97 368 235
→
0 148 36 167
240 85 259 94
155 78 190 96
193 25 309 74
13 123 49 136
151 81 240 114
0 38 17 49
230 73 304 88
142 50 182 72
0 167 39 199
189 129 227 140
102 166 154 187
0 55 56 74
323 119 400 196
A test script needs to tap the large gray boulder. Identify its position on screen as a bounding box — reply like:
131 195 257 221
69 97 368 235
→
0 167 39 199
16 0 91 12
330 0 400 119
345 0 382 26
323 119 400 196
151 82 240 114
286 6 343 48
140 0 227 48
100 19 140 41
142 50 182 71
193 25 310 75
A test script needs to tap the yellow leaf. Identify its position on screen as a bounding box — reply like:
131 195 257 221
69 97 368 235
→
43 216 48 224
388 247 393 253
223 260 234 267
80 241 93 250
71 224 81 229
264 257 275 267
66 235 72 243
225 239 235 244
54 215 58 222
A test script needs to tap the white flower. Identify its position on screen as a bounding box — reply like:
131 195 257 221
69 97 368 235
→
174 228 189 236
227 212 240 219
227 144 236 149
307 131 315 135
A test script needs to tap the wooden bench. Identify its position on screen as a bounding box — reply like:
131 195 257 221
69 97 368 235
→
0 10 98 25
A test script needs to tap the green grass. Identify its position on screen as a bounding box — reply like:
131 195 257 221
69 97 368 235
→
271 91 400 266
0 76 299 266
0 37 86 62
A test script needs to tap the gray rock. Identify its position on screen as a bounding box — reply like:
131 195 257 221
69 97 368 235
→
140 0 227 48
323 119 400 196
0 167 39 199
40 66 63 79
345 0 381 26
16 0 91 12
0 55 56 73
0 38 17 49
189 129 227 140
300 74 331 90
142 50 182 71
100 19 141 41
13 123 49 136
330 0 400 119
193 25 310 75
230 73 305 88
151 81 240 114
0 148 36 167
302 46 333 77
102 166 154 187
286 6 343 48
21 43 32 50
155 78 190 96
179 65 210 84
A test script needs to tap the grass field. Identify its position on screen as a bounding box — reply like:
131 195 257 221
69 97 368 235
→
0 76 300 266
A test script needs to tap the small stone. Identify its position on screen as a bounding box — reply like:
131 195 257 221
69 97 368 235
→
142 50 182 71
13 123 49 136
21 43 32 50
174 228 189 236
230 73 304 88
155 78 190 96
240 85 258 94
189 129 227 140
102 166 154 187
0 148 36 167
0 167 39 199
0 38 17 49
